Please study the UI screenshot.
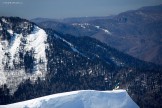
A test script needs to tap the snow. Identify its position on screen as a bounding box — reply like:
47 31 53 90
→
95 26 100 29
7 30 13 35
0 90 139 108
103 29 111 34
0 71 6 85
110 57 124 66
0 40 7 85
0 25 49 93
70 23 112 35
2 18 8 24
0 23 2 30
72 23 111 35
94 25 111 35
8 33 22 67
54 34 87 57
72 23 90 29
96 44 106 50
24 26 48 73
81 25 86 28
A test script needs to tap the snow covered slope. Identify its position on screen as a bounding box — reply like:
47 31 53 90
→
0 17 48 93
0 90 139 108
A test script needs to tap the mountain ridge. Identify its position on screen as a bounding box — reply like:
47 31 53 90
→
0 17 161 108
32 4 162 65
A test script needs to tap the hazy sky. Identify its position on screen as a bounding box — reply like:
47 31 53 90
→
0 0 162 19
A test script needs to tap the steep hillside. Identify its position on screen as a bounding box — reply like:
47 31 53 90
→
0 17 161 108
33 5 162 65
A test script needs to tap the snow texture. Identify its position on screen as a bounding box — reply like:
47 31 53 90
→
54 34 87 57
94 26 111 35
0 23 2 30
72 23 111 35
0 25 48 93
0 90 139 108
2 18 8 24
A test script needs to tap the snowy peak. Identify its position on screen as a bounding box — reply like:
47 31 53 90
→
0 90 139 108
0 17 48 93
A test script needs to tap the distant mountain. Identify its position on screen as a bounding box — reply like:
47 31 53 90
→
31 16 114 24
0 90 139 108
32 5 162 65
0 17 161 108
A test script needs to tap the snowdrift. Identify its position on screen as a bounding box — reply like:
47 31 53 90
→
0 90 139 108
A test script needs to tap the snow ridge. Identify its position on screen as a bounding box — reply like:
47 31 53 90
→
0 90 139 108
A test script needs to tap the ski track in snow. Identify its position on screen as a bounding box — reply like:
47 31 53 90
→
0 90 139 108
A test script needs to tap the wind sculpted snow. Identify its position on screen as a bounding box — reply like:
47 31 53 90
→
0 90 139 108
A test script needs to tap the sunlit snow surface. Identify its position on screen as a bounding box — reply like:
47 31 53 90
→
0 90 139 108
0 25 48 93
